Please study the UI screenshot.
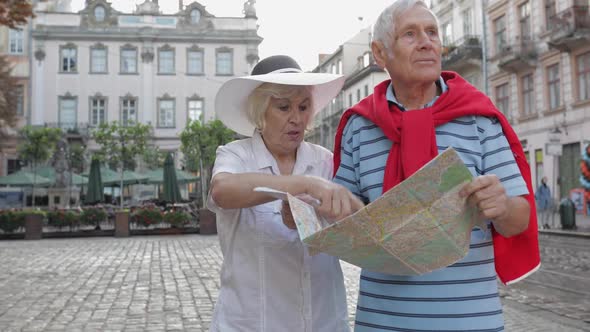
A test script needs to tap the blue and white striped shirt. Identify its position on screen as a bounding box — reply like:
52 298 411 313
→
334 79 529 331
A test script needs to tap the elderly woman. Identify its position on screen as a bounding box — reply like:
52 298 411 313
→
207 55 362 332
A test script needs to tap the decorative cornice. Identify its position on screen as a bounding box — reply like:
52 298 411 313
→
32 27 263 44
90 42 107 49
80 0 119 28
187 44 204 52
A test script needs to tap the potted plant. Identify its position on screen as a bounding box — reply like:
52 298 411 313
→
46 209 79 230
0 210 25 233
131 206 163 228
80 207 108 229
163 210 191 228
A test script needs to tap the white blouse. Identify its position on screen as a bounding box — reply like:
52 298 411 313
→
207 131 349 332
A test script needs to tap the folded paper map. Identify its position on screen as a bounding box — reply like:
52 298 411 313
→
254 147 484 275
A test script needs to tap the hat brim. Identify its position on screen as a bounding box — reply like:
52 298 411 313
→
215 73 345 137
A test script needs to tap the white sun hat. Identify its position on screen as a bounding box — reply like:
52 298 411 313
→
215 55 345 137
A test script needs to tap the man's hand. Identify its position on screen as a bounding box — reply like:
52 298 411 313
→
460 174 509 222
460 174 530 237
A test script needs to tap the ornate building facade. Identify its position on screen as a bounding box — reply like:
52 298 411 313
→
29 0 261 162
306 27 388 150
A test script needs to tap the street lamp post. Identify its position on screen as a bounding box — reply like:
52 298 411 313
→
546 127 562 226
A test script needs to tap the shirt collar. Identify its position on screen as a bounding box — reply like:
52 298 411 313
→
386 76 448 111
251 129 314 175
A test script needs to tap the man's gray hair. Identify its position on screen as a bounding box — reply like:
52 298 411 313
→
372 0 437 50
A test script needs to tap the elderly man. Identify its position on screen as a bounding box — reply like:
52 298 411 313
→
332 1 540 330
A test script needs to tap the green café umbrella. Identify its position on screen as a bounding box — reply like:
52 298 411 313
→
85 158 104 204
162 153 182 203
83 167 148 186
36 166 88 186
145 168 199 185
0 170 53 187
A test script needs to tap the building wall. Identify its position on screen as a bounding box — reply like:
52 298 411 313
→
30 0 261 159
486 0 590 200
0 8 33 176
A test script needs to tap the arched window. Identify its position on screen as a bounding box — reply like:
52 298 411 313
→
94 6 105 22
190 9 201 24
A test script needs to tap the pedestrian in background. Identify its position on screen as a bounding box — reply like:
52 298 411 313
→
536 176 553 229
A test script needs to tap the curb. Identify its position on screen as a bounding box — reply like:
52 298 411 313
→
538 229 590 238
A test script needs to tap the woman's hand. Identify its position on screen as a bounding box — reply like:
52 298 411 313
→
303 176 365 222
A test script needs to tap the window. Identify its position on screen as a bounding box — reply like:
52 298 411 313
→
356 89 360 102
188 99 203 123
187 49 204 74
158 99 175 128
120 48 137 73
94 6 105 22
547 64 560 109
7 159 23 175
90 47 107 73
442 21 452 46
521 74 534 116
90 97 107 126
59 96 77 130
462 9 472 36
362 52 371 67
121 97 137 126
535 149 543 190
495 83 509 116
494 15 507 54
8 29 23 54
190 9 201 24
519 2 531 41
216 49 233 75
545 0 556 30
16 85 24 115
348 94 352 107
364 85 369 97
337 60 342 74
60 46 77 72
158 48 175 74
577 52 590 101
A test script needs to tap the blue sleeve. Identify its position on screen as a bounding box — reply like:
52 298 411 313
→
478 117 529 197
333 117 364 202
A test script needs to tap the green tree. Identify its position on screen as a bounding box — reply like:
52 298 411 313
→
68 142 87 174
17 126 62 207
93 121 152 207
180 120 235 207
142 145 166 170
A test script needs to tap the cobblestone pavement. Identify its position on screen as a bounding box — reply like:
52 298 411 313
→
0 235 588 331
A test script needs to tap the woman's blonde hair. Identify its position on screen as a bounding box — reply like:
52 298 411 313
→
246 83 314 131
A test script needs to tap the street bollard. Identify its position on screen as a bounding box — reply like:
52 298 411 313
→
559 198 577 230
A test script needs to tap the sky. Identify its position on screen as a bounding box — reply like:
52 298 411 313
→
69 0 398 71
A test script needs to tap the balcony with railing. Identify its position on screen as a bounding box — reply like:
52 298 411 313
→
441 35 482 72
497 39 537 73
40 122 91 138
546 4 590 52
